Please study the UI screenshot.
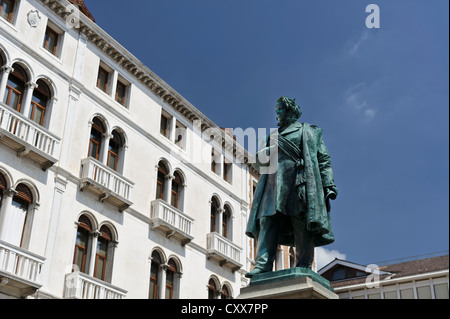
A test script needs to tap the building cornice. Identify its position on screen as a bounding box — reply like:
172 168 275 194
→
37 0 258 176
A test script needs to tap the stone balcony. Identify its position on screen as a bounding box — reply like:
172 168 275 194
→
0 103 60 170
64 271 127 299
206 232 243 272
0 240 45 298
80 157 134 212
150 199 194 245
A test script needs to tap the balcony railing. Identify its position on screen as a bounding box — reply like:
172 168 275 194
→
150 199 194 245
0 103 60 170
64 271 127 299
206 232 242 272
0 240 45 298
80 157 134 211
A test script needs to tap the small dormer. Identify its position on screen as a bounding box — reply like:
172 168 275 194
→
319 259 376 282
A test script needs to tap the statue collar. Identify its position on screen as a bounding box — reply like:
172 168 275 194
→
278 121 303 136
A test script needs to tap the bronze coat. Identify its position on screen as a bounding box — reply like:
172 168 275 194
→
245 122 337 247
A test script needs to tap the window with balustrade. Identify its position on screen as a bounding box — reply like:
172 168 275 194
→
9 183 32 248
171 171 185 209
30 79 51 126
165 259 177 299
107 130 123 171
208 278 219 299
3 64 27 112
73 215 92 274
94 225 112 281
222 205 232 239
88 117 105 160
210 196 220 233
221 284 232 299
156 161 169 200
149 250 162 299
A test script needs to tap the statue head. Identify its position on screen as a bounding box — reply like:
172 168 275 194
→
275 97 302 127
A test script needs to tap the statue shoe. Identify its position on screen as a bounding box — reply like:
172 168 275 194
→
245 267 270 278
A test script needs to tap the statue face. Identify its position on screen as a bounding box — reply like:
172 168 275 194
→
275 102 289 126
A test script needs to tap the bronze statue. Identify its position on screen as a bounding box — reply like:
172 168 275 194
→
245 97 338 278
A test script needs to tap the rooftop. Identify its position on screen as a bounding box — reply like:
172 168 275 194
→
326 255 449 288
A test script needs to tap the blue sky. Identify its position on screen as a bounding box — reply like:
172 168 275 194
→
85 0 449 267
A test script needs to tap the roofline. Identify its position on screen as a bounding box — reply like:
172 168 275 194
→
37 0 258 174
318 258 390 276
333 269 449 292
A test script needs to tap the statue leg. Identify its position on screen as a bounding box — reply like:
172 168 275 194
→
291 215 315 269
245 214 282 278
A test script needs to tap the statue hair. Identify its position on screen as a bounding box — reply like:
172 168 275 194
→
277 96 302 121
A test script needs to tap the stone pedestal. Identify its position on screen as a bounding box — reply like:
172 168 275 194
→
238 268 338 299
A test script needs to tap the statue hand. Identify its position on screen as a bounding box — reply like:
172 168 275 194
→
324 186 337 200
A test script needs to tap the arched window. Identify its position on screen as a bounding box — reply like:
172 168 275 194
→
208 278 218 299
210 197 220 233
73 215 92 273
3 64 27 112
165 259 177 299
88 117 105 160
30 79 50 126
171 171 182 209
222 205 231 239
0 52 4 67
107 130 123 171
156 162 168 200
94 225 112 281
10 183 32 247
221 285 232 299
149 251 162 299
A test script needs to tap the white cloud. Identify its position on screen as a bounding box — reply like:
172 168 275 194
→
315 247 347 271
364 108 377 122
344 82 377 123
349 30 369 56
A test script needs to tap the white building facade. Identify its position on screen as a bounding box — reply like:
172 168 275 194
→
0 0 257 299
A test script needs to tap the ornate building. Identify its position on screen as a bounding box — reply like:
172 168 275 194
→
0 0 263 299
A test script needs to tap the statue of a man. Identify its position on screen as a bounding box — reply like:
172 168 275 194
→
245 97 338 278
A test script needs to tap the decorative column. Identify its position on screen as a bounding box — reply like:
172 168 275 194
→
20 201 40 250
100 132 113 165
164 174 174 203
178 183 187 212
0 65 13 101
88 230 101 277
0 189 18 241
217 208 225 236
42 96 58 129
118 144 128 174
21 81 38 117
158 263 168 299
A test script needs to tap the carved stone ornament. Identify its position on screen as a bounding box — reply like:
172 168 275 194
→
27 10 41 28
